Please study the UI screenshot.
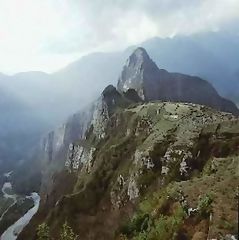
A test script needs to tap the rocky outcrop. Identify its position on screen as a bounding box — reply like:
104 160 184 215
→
40 85 138 199
40 106 95 200
117 48 239 115
117 47 161 100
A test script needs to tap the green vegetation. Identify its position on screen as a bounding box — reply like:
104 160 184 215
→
120 203 185 240
30 102 238 239
120 186 186 240
217 218 235 231
60 221 78 240
120 213 151 236
37 223 50 240
37 222 78 240
197 193 213 218
142 207 185 240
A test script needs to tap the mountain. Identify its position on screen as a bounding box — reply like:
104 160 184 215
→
35 85 138 202
19 95 239 240
22 47 238 200
139 32 239 97
0 32 238 174
1 32 238 123
118 48 239 115
0 86 49 175
56 31 239 103
16 49 239 240
2 43 238 195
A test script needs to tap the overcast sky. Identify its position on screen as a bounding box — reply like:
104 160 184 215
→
0 0 238 74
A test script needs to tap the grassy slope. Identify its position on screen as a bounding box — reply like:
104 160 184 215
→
19 102 239 240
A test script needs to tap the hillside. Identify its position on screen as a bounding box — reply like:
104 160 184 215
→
0 87 48 174
19 97 239 240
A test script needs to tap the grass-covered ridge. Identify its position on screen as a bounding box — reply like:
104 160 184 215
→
19 102 239 240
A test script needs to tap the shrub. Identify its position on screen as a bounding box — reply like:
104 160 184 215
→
197 194 213 218
147 210 184 240
36 223 50 240
60 221 78 240
120 213 150 236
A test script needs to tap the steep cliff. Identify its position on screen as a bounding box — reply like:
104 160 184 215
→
39 86 138 202
40 106 95 202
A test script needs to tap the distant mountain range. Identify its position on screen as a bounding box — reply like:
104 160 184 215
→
0 31 238 172
0 87 48 174
0 31 238 123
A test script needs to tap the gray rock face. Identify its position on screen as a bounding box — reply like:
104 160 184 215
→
42 85 125 169
42 106 95 164
40 85 134 199
117 48 239 115
117 48 161 100
40 106 95 199
92 96 110 139
92 85 129 138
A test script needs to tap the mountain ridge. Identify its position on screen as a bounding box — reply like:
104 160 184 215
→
18 98 239 240
118 48 239 115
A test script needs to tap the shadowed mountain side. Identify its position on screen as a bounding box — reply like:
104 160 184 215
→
117 48 239 115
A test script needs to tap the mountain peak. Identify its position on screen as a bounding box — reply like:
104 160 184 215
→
117 47 160 100
102 84 118 97
127 47 150 64
117 49 239 115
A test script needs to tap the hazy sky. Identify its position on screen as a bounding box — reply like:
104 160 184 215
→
0 0 238 74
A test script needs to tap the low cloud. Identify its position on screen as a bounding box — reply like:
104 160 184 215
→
0 0 238 73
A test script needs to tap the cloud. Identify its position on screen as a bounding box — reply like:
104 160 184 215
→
0 0 238 73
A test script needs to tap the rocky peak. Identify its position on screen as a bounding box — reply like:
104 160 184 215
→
117 47 161 100
102 84 118 95
123 89 142 103
117 48 239 115
101 85 122 111
92 85 127 139
125 47 150 67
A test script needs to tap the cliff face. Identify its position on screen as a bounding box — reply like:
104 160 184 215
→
40 106 95 201
117 48 239 115
39 85 137 201
117 48 161 100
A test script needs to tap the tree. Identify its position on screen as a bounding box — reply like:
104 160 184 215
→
60 221 78 240
37 223 50 240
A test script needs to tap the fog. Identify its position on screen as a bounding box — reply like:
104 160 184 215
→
0 0 238 73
